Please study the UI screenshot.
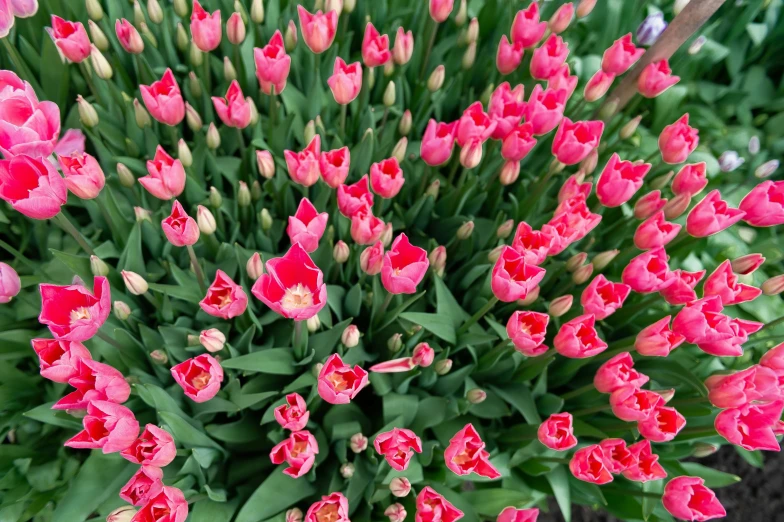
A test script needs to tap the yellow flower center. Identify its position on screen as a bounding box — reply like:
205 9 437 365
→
69 307 91 324
281 284 314 310
192 371 211 390
316 504 340 522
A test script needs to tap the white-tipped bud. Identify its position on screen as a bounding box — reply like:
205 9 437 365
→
340 462 354 478
350 433 367 452
88 21 109 52
251 180 262 200
223 56 237 82
434 358 453 375
237 181 251 207
389 477 411 497
341 325 360 348
90 256 110 276
456 221 475 240
343 0 356 13
306 315 321 333
566 252 588 272
133 99 151 128
304 120 316 145
384 60 395 77
134 207 152 222
260 208 273 231
620 115 642 140
106 506 137 522
383 81 396 107
89 45 112 79
462 42 476 69
429 246 447 277
85 0 104 21
122 270 148 295
488 245 504 263
398 110 412 136
391 137 408 163
250 0 265 23
285 20 298 52
173 0 189 17
185 102 202 132
147 0 163 24
466 388 486 404
133 0 145 26
755 160 779 179
572 262 594 285
176 22 189 51
592 249 620 271
197 205 216 235
189 41 204 66
246 252 264 280
388 333 403 353
427 65 445 92
748 136 761 155
333 240 350 264
206 123 221 150
496 220 514 239
200 328 226 352
425 179 440 199
381 222 393 247
466 17 479 44
177 139 193 167
209 186 223 208
499 160 520 185
117 163 136 188
688 35 706 55
459 140 483 169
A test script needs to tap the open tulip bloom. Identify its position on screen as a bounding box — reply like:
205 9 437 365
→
3 2 784 521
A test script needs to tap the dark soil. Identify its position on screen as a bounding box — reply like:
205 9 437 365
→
537 447 784 522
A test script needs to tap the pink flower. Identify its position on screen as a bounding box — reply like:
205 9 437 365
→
0 75 60 157
31 338 91 383
415 486 463 522
663 477 726 521
171 353 223 403
715 400 784 451
496 35 524 75
635 316 685 357
444 423 500 479
698 318 763 358
549 2 574 33
686 190 746 237
53 358 130 411
270 430 319 478
350 207 384 245
297 5 338 54
360 241 384 275
140 69 185 126
498 507 539 522
596 153 650 207
212 80 252 129
621 247 672 293
569 445 613 485
706 365 780 409
456 102 496 147
552 118 604 165
287 197 328 253
580 275 631 320
337 175 374 217
115 19 144 54
58 152 105 200
610 386 663 422
0 262 20 304
161 200 199 247
254 30 291 95
599 438 635 473
53 128 85 156
544 194 602 254
190 0 221 52
634 190 667 219
429 0 455 23
739 180 784 227
0 155 67 219
583 69 615 102
140 145 186 200
554 314 607 358
306 493 349 522
537 412 577 451
47 15 90 62
672 162 708 197
703 260 762 305
594 352 648 394
413 342 435 367
488 83 526 140
328 57 362 105
622 440 667 483
731 253 765 276
658 113 699 164
525 84 567 135
362 22 391 67
491 246 546 302
638 59 680 98
760 343 784 386
393 27 414 65
511 3 547 48
659 269 704 305
133 486 189 522
65 400 139 453
381 233 429 294
601 33 644 75
39 276 110 342
370 357 416 373
285 135 322 187
511 222 552 265
370 157 405 198
121 424 176 467
634 211 681 250
530 34 569 80
374 428 422 471
317 353 368 404
547 64 578 99
120 466 164 506
200 270 248 319
274 393 310 432
501 122 537 162
506 310 549 356
421 119 457 167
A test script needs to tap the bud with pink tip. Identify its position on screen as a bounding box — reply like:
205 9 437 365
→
106 506 137 522
286 508 303 522
122 270 148 295
456 221 474 240
360 242 384 275
499 160 521 185
385 503 407 522
583 70 615 102
634 190 667 220
243 252 264 281
549 295 573 317
199 329 226 353
114 301 132 321
389 477 411 497
577 0 597 17
519 285 540 306
566 252 588 272
399 110 412 136
333 241 350 264
227 12 246 45
549 2 574 33
413 343 435 367
488 245 504 263
350 433 368 453
342 325 360 348
663 193 691 220
427 65 445 92
256 150 275 179
762 275 784 296
429 246 447 277
572 263 594 285
340 462 355 478
592 250 619 271
497 219 514 239
393 27 414 65
731 254 765 275
197 205 216 235
435 359 453 375
466 388 486 404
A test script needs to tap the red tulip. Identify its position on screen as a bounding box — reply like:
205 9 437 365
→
581 275 631 320
444 423 500 479
47 15 90 62
593 352 648 394
140 69 185 126
141 145 186 200
39 276 110 342
569 444 613 484
171 353 224 403
621 247 672 293
270 430 319 478
284 135 322 187
297 5 338 54
370 157 405 198
65 400 139 453
715 400 784 451
374 428 422 471
190 0 222 52
212 80 252 129
659 268 705 305
381 233 429 294
703 259 762 305
635 316 685 357
496 35 524 75
511 3 547 48
200 270 248 319
663 476 726 521
633 211 681 250
0 154 67 219
317 353 368 404
553 314 607 358
596 153 651 207
622 440 667 482
506 310 549 356
537 412 577 451
491 246 546 302
739 180 784 227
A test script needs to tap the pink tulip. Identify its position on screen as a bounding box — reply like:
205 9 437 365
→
285 135 322 187
634 190 667 219
140 145 186 200
703 260 762 305
659 269 704 305
530 34 569 80
444 423 500 479
161 200 199 247
370 157 405 198
583 69 615 102
297 5 338 54
658 113 699 164
715 400 784 451
393 27 414 65
254 30 291 95
350 208 385 245
511 222 552 265
212 80 252 129
190 0 221 52
686 189 745 237
31 338 91 383
362 22 391 67
671 296 731 345
200 269 248 319
621 247 672 293
511 3 547 48
569 445 613 484
53 358 130 411
456 102 496 147
599 438 635 473
429 0 454 22
360 241 384 275
9 0 37 18
306 493 349 522
491 246 546 302
549 2 574 33
501 122 537 162
547 64 578 99
537 412 577 451
496 35 524 75
581 275 631 320
140 69 185 126
274 393 310 432
369 357 416 373
610 386 663 422
0 155 67 219
328 57 362 105
252 243 327 321
760 343 784 386
638 59 680 98
671 162 708 197
121 424 176 467
488 82 526 140
39 276 110 342
133 486 189 522
412 342 435 367
421 119 457 166
65 400 139 453
381 233 429 294
525 84 567 135
706 365 780 409
554 314 607 358
506 310 549 356
374 428 422 471
698 317 763 358
731 253 765 275
115 18 144 54
256 150 275 179
120 466 163 506
270 430 319 478
634 211 681 250
663 476 726 521
601 33 644 75
54 128 85 156
594 352 648 395
317 353 368 404
319 146 350 188
544 194 602 255
227 11 245 44
415 487 462 522
552 118 604 165
0 72 61 158
739 180 784 227
498 507 539 522
635 316 685 357
337 175 374 217
622 440 667 482
171 353 223 403
47 15 90 62
58 152 105 200
287 197 328 253
596 153 650 207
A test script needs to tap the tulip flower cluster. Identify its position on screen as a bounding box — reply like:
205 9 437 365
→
1 1 784 522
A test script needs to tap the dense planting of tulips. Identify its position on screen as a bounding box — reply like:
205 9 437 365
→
0 0 783 521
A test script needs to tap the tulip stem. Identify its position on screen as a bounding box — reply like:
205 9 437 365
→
457 297 499 336
374 291 395 328
760 315 784 332
571 403 611 417
0 239 56 280
293 320 307 360
236 128 246 159
668 396 710 407
561 383 597 401
186 245 208 295
268 87 276 145
419 20 438 82
78 61 102 105
518 348 557 370
96 330 126 351
339 103 348 141
535 457 570 464
53 213 96 256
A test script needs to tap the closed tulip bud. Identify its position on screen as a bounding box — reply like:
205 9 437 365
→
748 136 760 155
755 159 779 179
459 140 483 169
260 208 273 231
207 123 221 149
237 181 251 207
304 121 316 145
131 99 151 129
388 333 403 353
549 295 573 317
140 22 157 46
341 324 360 348
106 506 137 522
325 0 343 15
209 186 223 207
457 221 475 240
383 82 396 107
566 252 588 272
435 358 453 375
176 23 189 51
223 56 237 82
580 149 599 175
572 262 594 284
86 0 104 21
249 99 259 125
488 245 504 263
147 0 163 23
479 82 495 107
90 256 110 276
656 388 676 403
200 328 226 353
381 223 394 247
368 66 376 89
248 180 261 201
497 219 514 239
455 0 468 26
427 65 445 92
384 61 395 77
426 179 440 199
398 110 412 136
284 509 302 522
762 275 784 296
649 170 675 190
77 95 99 127
344 0 356 12
340 462 355 478
577 0 597 17
688 35 706 55
250 0 264 23
307 315 321 332
466 18 479 44
620 115 642 139
133 1 145 26
252 151 274 180
429 246 447 277
592 249 620 270
333 240 350 264
389 477 411 497
391 137 408 163
113 301 132 321
173 0 189 17
663 193 691 220
88 21 109 51
284 20 298 52
350 432 367 453
197 205 216 235
246 252 264 280
519 285 540 305
673 0 690 15
189 42 203 66
183 104 201 133
691 442 719 458
719 150 744 172
462 42 477 69
466 388 487 404
177 139 193 167
499 160 520 186
122 270 148 295
117 163 136 188
134 207 152 222
731 253 765 275
227 12 246 45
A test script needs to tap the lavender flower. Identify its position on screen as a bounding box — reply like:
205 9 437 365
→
636 12 668 46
